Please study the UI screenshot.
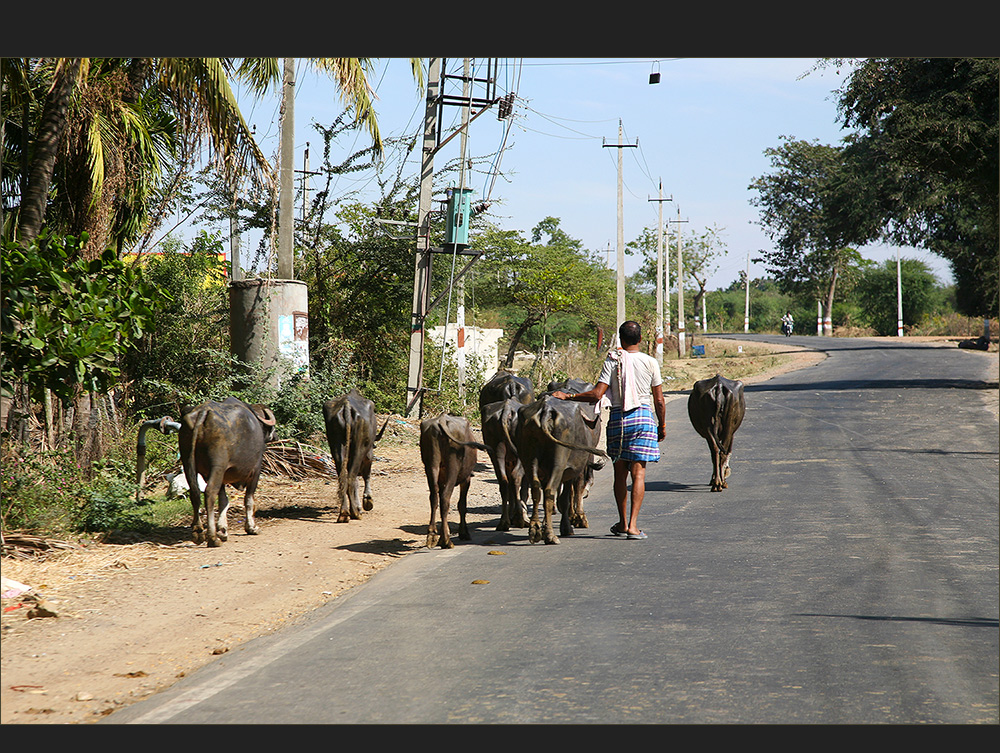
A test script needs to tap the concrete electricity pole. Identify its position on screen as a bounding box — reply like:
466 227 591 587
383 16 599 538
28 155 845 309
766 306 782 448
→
603 121 637 339
896 247 904 337
744 251 751 333
406 58 441 418
278 57 295 280
671 206 689 357
456 58 472 397
648 182 672 365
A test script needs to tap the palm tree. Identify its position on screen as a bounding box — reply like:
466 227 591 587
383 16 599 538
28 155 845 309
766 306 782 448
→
4 57 423 256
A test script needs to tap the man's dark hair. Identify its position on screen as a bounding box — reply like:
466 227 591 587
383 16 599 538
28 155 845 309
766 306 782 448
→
619 320 641 346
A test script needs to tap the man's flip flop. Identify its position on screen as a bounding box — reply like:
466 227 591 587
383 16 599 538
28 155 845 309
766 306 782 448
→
627 531 647 540
610 523 626 536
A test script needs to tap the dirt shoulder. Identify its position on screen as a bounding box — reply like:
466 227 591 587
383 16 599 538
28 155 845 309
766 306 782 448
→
1 337 993 725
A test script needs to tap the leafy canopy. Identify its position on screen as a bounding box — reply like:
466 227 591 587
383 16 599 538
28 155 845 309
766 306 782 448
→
2 232 160 405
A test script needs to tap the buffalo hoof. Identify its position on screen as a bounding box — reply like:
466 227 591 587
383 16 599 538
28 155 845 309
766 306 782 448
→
245 526 259 535
363 496 373 512
192 530 205 545
545 533 560 545
496 519 511 532
528 522 542 543
439 537 455 549
426 532 438 548
207 536 222 548
337 511 351 523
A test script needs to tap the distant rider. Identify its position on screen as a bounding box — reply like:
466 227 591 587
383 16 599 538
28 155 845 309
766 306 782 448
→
781 311 794 335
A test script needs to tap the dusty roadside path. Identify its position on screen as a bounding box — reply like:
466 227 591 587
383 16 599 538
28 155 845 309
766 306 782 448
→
3 337 989 724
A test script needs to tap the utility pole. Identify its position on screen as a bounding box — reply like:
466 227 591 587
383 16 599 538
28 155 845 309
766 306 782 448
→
896 247 904 337
456 58 472 398
406 58 441 418
603 120 637 338
404 58 503 417
743 251 750 333
648 181 672 366
278 57 295 280
296 143 320 228
671 206 689 357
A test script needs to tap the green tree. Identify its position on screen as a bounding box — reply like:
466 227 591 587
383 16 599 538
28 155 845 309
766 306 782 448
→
1 232 159 462
829 58 998 316
749 136 865 335
855 258 945 336
3 58 278 253
471 218 613 367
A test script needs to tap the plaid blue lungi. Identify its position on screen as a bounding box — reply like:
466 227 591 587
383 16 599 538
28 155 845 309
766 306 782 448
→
606 406 660 463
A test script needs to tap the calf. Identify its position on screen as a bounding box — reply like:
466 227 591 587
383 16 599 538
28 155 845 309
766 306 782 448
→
687 374 746 492
480 397 530 531
515 395 608 545
323 389 377 523
420 413 490 549
178 397 276 547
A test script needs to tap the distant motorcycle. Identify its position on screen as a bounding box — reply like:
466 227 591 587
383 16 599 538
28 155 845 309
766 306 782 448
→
781 320 793 337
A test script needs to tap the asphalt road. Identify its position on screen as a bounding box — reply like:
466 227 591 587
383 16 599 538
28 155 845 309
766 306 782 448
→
106 336 999 724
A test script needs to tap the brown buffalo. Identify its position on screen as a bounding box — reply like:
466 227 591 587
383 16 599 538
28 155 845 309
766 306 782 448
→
420 413 489 549
323 389 377 523
687 374 746 492
178 397 276 547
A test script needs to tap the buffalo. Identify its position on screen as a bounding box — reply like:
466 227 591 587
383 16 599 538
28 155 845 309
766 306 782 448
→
515 395 608 545
323 389 378 523
420 413 489 549
178 397 277 547
478 370 534 414
480 397 530 530
687 374 746 492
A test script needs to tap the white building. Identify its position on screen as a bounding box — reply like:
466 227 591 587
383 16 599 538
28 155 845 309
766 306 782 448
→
429 325 504 374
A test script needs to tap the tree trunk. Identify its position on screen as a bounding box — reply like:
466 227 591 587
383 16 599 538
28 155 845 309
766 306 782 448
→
17 58 82 244
503 315 540 368
823 267 839 336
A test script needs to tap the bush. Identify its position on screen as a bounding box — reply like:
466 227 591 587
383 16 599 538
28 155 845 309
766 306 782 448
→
1 447 82 533
74 462 152 534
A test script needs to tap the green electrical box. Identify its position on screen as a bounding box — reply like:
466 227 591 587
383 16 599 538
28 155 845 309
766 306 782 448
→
445 187 474 245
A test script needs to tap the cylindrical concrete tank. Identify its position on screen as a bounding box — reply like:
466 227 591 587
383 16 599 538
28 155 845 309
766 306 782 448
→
229 278 309 388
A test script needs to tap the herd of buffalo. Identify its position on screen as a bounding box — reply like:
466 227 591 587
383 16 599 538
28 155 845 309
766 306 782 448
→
176 371 746 549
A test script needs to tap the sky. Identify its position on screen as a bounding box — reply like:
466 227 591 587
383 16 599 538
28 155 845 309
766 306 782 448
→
224 57 955 292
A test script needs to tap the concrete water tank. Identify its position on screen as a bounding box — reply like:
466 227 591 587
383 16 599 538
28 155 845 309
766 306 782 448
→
229 278 309 388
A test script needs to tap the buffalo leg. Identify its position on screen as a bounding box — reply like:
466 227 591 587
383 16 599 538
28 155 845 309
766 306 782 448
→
217 485 230 541
541 486 560 545
361 452 373 511
187 469 204 545
425 463 440 548
557 484 574 538
243 479 260 535
527 477 543 544
709 439 723 492
437 477 457 549
515 474 530 528
203 469 226 547
457 480 471 541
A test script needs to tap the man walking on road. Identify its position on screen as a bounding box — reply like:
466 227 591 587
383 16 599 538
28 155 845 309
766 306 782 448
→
552 321 666 540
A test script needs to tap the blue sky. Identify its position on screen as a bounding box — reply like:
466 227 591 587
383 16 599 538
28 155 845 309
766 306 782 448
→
230 57 954 291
